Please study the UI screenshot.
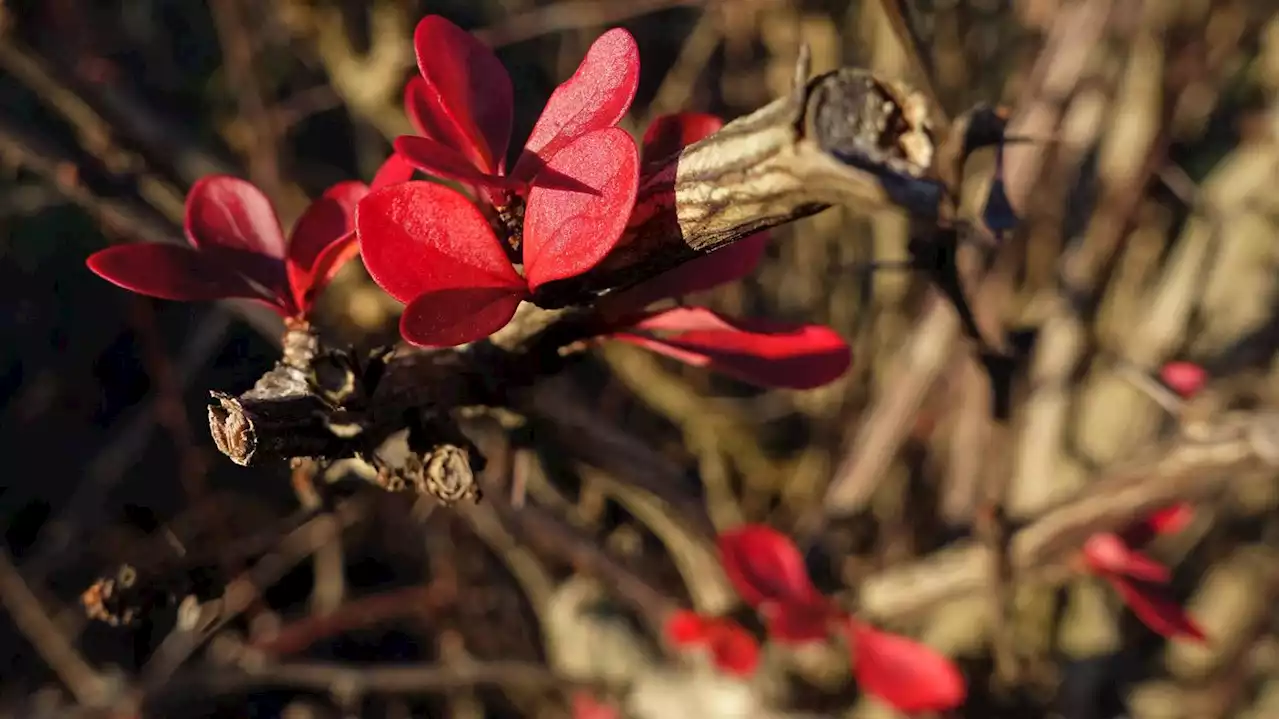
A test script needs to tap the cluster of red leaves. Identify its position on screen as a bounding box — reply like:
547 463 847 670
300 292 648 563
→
84 13 851 394
355 16 850 388
664 525 967 714
1077 360 1210 642
84 157 413 319
1080 504 1206 641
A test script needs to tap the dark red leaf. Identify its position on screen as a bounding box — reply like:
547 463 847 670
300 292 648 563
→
355 181 525 304
87 244 276 306
522 127 638 289
372 152 418 189
613 308 852 390
1160 361 1208 398
1082 534 1171 583
1119 503 1195 549
1105 575 1207 642
844 619 967 713
394 136 521 191
641 112 724 165
298 231 359 309
511 28 639 182
413 15 513 171
762 598 840 644
600 234 769 316
399 287 525 347
715 524 822 609
185 175 287 259
286 181 369 308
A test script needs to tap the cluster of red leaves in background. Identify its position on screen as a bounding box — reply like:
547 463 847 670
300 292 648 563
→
1076 359 1210 642
665 525 967 714
85 157 413 319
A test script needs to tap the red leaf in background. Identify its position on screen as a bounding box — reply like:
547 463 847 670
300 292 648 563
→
394 136 525 191
372 152 418 189
665 609 711 646
664 610 761 677
613 308 852 390
716 525 823 609
641 112 724 165
1119 503 1195 549
356 181 525 305
399 287 524 347
286 181 369 309
511 28 640 182
1082 534 1171 583
1105 575 1207 642
522 127 639 289
570 692 619 719
185 175 287 259
600 233 770 318
1160 361 1208 398
86 243 273 305
844 619 967 713
413 15 513 172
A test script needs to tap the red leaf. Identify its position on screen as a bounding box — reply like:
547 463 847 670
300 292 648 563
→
372 152 418 190
355 181 525 304
641 112 724 165
614 308 852 390
600 234 769 316
1160 361 1208 398
1105 575 1207 642
1119 503 1195 549
185 175 287 259
286 181 369 308
762 598 841 644
844 619 967 713
664 610 761 677
704 620 761 677
715 524 823 609
413 16 513 171
87 244 276 306
665 609 711 646
394 136 522 191
522 128 639 289
511 28 639 182
570 692 619 719
399 287 524 347
1082 534 1172 583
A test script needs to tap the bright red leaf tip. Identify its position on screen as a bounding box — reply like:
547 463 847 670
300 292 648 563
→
371 152 417 190
1105 576 1208 642
1082 534 1172 583
185 174 287 260
716 524 823 609
522 127 639 289
614 308 852 390
1160 361 1208 398
87 243 269 303
511 28 640 182
1120 503 1195 549
844 619 967 713
641 112 724 165
286 181 369 309
664 610 761 677
412 15 513 172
